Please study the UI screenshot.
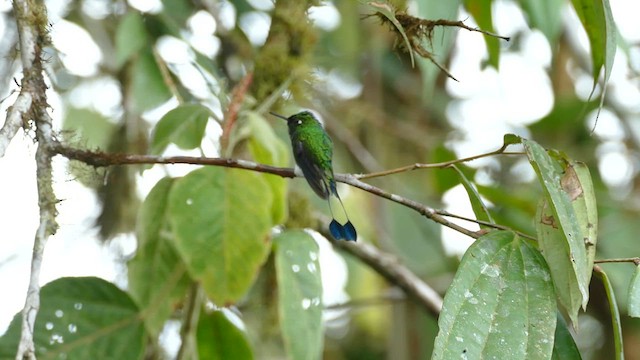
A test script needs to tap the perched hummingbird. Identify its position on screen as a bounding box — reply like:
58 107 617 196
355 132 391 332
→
270 111 357 241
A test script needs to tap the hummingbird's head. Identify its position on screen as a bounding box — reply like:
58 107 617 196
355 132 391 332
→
270 111 321 130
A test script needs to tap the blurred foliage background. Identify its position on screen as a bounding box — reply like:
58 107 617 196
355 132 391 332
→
1 0 640 359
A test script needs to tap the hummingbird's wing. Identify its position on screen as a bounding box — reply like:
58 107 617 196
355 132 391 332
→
293 139 332 199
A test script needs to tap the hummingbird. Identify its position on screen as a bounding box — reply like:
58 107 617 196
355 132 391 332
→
270 111 357 241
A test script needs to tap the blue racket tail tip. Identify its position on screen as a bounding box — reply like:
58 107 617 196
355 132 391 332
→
329 220 358 242
343 221 357 242
329 220 343 240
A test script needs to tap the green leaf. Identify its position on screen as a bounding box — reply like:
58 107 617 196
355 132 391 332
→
151 104 211 155
552 313 582 360
0 277 145 360
534 159 597 326
197 309 253 360
160 0 194 26
63 107 116 150
628 265 640 318
132 49 172 112
128 177 191 337
464 0 500 68
570 0 617 92
274 230 323 360
432 231 556 360
115 12 148 68
523 139 590 308
566 162 598 284
451 165 494 227
518 0 563 45
366 1 415 67
62 107 116 188
168 167 272 304
246 111 289 224
594 267 624 360
536 200 583 325
502 133 521 147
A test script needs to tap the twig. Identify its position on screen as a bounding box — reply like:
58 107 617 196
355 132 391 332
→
220 72 253 153
13 0 58 358
176 283 203 360
427 19 510 41
357 147 524 180
433 209 537 241
0 91 31 157
595 258 640 266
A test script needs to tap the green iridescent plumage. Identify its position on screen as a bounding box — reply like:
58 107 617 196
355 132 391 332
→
271 111 357 241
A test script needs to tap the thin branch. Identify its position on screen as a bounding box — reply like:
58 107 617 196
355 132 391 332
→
428 19 510 41
595 258 640 266
53 144 482 239
336 173 482 239
176 283 203 360
0 91 31 157
220 72 253 153
54 144 294 176
357 146 524 180
433 209 537 241
13 0 58 358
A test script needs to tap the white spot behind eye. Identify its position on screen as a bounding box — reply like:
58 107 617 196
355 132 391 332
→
297 120 302 125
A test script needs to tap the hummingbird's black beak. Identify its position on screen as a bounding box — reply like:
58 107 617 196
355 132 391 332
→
269 112 289 121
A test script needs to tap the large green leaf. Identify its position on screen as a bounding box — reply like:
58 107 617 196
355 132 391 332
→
432 231 556 360
595 267 624 360
523 138 590 308
246 111 289 224
197 309 253 360
115 12 148 68
629 265 640 318
128 177 191 337
168 167 273 304
536 200 582 325
570 0 617 95
151 104 211 155
0 277 144 360
274 230 323 360
132 49 172 112
518 0 563 45
464 0 500 68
